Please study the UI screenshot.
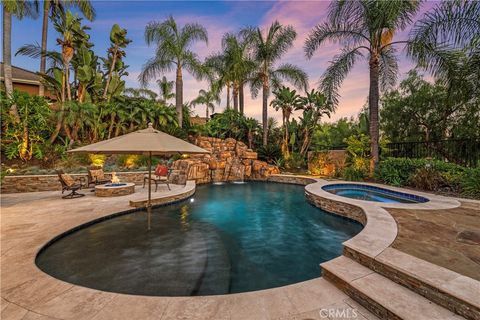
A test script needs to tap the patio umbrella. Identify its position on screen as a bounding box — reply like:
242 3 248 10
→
68 123 209 230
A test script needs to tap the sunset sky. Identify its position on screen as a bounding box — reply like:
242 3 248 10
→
7 0 437 123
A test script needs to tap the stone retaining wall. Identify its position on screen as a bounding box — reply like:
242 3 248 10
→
307 150 347 176
1 171 147 194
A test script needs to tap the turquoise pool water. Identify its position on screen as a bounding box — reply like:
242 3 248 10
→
36 182 362 296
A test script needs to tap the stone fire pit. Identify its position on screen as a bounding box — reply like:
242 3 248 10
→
95 183 135 197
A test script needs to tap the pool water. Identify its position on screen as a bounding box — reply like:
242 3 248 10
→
36 182 362 296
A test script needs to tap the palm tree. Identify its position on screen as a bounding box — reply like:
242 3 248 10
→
156 76 174 103
244 117 260 149
102 24 131 100
270 86 302 158
124 88 158 100
242 21 308 146
2 0 38 121
214 33 255 113
139 16 208 127
191 88 220 119
305 0 420 171
408 1 480 100
39 0 95 97
297 89 333 156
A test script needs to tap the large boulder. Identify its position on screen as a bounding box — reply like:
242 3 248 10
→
172 136 279 183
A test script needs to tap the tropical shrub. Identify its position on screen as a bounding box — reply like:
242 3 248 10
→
257 144 282 163
283 152 306 170
375 158 467 187
461 168 480 198
409 167 448 191
1 91 53 161
342 166 366 181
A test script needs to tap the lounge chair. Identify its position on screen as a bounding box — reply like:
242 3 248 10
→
143 164 171 192
87 166 110 187
57 170 85 199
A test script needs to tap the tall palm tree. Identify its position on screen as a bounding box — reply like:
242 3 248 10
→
270 86 302 158
2 0 38 121
218 33 255 113
156 76 174 103
242 21 308 146
39 0 95 97
305 0 420 171
191 88 220 119
139 16 208 127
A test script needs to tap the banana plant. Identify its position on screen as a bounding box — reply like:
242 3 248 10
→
103 24 131 100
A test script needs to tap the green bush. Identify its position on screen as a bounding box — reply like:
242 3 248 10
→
284 152 306 170
375 158 467 187
342 166 366 181
461 167 480 198
257 144 282 163
409 167 447 191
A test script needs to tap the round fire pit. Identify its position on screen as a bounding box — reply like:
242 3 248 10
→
95 182 135 197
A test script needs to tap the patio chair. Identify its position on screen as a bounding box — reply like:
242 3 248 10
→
143 164 171 192
87 166 110 187
56 170 85 199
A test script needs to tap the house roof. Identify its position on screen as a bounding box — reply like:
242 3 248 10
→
0 63 41 85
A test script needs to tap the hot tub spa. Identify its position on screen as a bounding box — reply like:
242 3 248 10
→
322 183 429 203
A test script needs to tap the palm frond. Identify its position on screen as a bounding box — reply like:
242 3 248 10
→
320 46 364 106
273 63 309 91
379 46 399 91
305 23 368 58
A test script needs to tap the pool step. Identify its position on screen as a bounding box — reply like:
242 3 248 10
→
321 256 465 320
343 246 480 319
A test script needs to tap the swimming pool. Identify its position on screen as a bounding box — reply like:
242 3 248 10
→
322 183 429 203
36 182 362 296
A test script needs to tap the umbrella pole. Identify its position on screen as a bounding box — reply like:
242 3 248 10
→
147 151 152 231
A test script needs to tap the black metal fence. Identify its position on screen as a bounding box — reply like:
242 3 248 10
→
385 139 480 167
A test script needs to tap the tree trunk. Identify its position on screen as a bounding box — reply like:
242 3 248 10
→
102 47 118 100
284 113 290 159
108 113 115 138
66 66 72 101
49 65 67 143
2 8 20 122
248 131 253 149
226 82 231 109
368 55 380 173
233 82 239 112
262 81 269 146
206 105 209 119
39 0 50 97
239 82 244 115
176 66 183 127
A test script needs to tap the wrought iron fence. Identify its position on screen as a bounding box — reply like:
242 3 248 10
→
385 139 480 167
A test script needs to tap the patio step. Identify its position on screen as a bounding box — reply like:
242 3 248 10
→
321 256 465 320
343 246 480 319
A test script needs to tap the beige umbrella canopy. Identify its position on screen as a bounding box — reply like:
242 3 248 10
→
68 123 209 230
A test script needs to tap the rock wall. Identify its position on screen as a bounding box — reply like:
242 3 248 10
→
170 137 280 184
1 171 146 194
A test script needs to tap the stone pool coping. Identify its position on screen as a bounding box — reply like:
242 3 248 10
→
1 179 377 320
